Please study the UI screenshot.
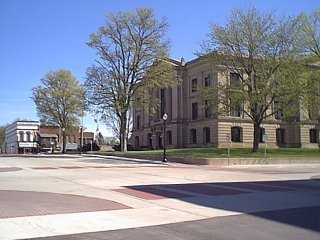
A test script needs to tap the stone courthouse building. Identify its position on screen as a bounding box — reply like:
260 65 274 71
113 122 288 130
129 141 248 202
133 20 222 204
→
131 57 319 150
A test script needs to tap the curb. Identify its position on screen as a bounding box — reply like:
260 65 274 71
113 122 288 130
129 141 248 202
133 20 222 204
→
90 153 320 165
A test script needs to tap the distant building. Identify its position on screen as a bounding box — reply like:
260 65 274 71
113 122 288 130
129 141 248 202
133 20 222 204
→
4 121 39 154
39 125 94 153
3 121 95 154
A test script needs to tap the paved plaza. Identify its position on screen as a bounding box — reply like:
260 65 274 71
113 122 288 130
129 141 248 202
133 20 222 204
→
0 155 320 239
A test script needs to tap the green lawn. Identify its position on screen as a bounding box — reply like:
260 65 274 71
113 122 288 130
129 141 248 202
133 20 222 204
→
102 147 320 158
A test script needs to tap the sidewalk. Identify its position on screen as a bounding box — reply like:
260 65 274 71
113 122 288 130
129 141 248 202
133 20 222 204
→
0 155 320 239
90 152 320 165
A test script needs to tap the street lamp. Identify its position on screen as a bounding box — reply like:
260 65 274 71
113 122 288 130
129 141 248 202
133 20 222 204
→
79 125 83 154
62 127 65 154
162 113 168 162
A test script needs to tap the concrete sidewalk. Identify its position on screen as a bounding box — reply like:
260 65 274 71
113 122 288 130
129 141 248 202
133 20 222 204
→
0 155 320 239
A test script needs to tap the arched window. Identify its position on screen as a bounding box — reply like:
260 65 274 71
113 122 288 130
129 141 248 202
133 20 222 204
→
26 132 31 142
231 127 242 142
19 131 24 142
203 127 210 143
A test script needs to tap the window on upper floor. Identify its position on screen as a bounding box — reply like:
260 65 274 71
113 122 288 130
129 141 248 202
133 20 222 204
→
230 72 241 85
160 88 166 117
26 132 31 142
19 131 24 142
205 100 212 118
191 78 198 92
192 102 198 120
136 116 141 129
204 74 212 87
230 100 242 117
274 101 283 120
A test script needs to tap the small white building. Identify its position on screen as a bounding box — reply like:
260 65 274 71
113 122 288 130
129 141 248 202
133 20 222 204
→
4 121 39 154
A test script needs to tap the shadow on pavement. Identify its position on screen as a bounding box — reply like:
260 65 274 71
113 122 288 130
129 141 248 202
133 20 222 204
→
120 179 320 233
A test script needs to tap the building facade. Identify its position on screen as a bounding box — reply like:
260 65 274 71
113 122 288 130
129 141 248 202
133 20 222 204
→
4 121 39 154
39 125 94 152
131 57 320 150
3 121 95 154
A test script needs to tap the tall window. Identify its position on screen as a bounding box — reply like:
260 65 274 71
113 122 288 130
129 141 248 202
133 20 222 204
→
190 129 197 144
274 101 283 120
136 116 141 129
204 74 211 87
135 136 140 149
230 72 240 85
253 75 261 89
205 100 212 118
26 132 31 142
147 133 152 148
192 102 198 120
231 127 242 142
166 131 172 145
259 128 265 143
276 128 286 145
310 129 318 143
19 131 24 142
191 78 197 92
230 105 241 117
160 88 166 117
203 127 210 143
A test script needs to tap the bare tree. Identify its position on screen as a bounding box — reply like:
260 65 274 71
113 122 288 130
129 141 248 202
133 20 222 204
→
85 8 179 152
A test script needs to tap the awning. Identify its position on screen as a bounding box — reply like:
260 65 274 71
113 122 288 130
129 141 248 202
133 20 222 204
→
39 133 58 138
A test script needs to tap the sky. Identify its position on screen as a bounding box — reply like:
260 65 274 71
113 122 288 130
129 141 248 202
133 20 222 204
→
0 0 319 137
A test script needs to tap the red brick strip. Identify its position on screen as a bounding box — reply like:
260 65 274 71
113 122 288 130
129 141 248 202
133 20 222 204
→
113 187 194 200
0 190 130 219
0 167 22 172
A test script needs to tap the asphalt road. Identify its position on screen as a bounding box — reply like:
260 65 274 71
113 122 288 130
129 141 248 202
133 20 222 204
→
33 206 320 240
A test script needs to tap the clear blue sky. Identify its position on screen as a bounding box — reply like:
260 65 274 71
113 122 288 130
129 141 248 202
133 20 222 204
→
0 0 318 136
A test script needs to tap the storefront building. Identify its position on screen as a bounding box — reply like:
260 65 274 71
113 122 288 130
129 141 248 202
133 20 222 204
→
4 121 39 154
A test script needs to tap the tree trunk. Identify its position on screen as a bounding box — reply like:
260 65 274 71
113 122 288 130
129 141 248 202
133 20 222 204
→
252 121 260 153
120 114 128 152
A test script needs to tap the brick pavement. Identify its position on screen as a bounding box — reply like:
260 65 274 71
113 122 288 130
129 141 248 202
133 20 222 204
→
0 190 130 219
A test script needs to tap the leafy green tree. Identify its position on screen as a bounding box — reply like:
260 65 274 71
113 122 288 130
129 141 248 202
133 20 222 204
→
0 125 6 148
32 70 86 153
296 9 320 121
85 8 179 152
200 7 302 152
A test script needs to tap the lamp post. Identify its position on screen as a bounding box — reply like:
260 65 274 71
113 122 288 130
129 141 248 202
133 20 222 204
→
80 125 83 154
62 127 66 154
162 113 168 162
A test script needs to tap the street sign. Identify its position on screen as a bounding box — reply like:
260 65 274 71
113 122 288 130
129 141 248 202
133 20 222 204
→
262 134 268 142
